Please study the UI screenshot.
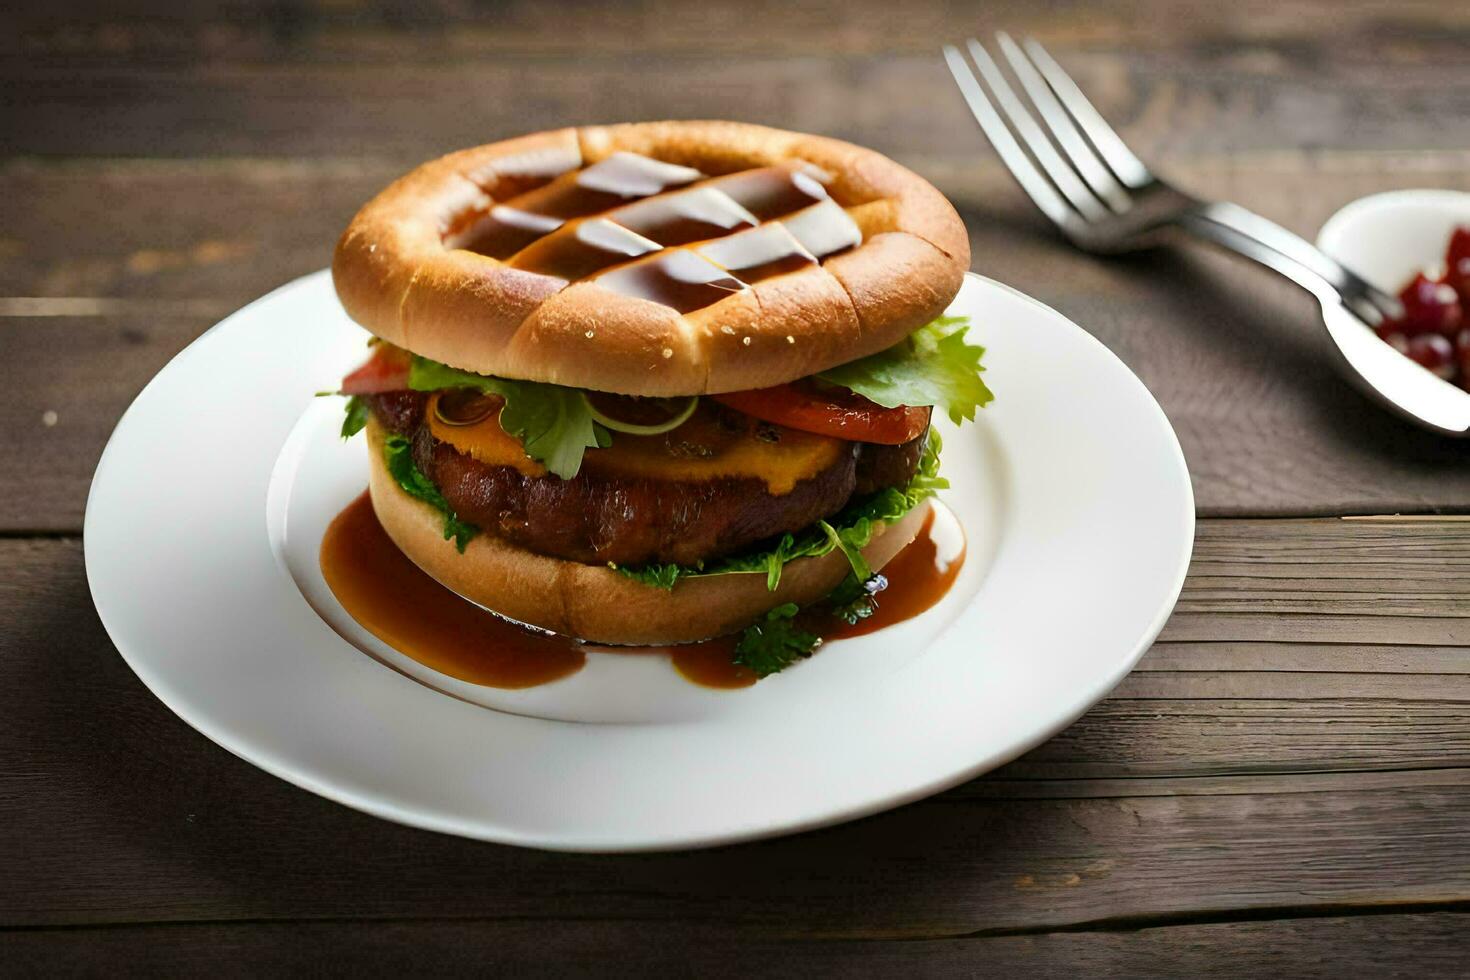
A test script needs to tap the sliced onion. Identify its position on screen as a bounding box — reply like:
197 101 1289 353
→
581 393 699 435
434 389 500 427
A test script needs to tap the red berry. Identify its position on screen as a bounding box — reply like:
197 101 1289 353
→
1446 259 1470 308
1397 273 1463 336
1443 226 1470 308
1456 327 1470 382
1405 333 1456 380
1447 225 1470 270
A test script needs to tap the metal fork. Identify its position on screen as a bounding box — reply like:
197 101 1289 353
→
944 34 1470 438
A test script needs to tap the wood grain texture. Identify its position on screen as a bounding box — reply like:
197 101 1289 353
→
4 0 1470 966
1163 518 1470 639
4 51 1466 164
3 522 1468 934
3 1 1467 161
8 0 1467 58
4 913 1469 978
1000 693 1470 779
0 314 214 532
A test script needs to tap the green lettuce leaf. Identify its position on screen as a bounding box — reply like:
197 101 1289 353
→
817 315 993 425
617 563 683 591
408 357 611 479
826 573 882 626
821 519 872 584
614 429 947 591
732 603 821 678
383 434 479 552
340 395 370 439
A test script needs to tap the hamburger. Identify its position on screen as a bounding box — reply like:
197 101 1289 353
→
329 121 990 672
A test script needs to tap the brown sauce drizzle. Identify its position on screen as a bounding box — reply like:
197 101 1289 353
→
509 218 661 280
448 151 863 310
610 187 758 246
781 199 864 259
665 638 754 689
593 250 747 313
320 493 964 692
503 151 703 225
319 492 585 688
823 506 966 639
576 152 704 198
446 205 564 259
469 144 583 199
696 224 817 284
708 164 831 219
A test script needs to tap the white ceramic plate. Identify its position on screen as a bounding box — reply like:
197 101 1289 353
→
85 271 1193 851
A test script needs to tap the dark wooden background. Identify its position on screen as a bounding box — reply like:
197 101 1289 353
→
3 1 1468 974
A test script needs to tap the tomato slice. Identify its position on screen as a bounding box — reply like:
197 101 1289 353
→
340 344 411 394
710 382 930 445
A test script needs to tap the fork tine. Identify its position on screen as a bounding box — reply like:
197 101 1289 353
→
996 32 1130 213
964 38 1108 223
1021 36 1151 188
943 44 1079 230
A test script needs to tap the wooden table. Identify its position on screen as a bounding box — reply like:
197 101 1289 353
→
5 1 1468 973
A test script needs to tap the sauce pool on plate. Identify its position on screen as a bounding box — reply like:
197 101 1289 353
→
318 492 585 688
824 506 965 640
319 491 965 690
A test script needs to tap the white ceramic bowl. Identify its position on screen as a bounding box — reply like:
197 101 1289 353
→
1314 189 1470 436
1318 189 1470 292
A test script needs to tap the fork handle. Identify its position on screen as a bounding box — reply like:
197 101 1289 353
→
1180 202 1399 322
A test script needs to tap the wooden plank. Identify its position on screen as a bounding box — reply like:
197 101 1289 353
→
3 912 1468 976
1159 614 1468 646
1003 694 1470 779
5 538 1470 933
1141 642 1470 674
1156 518 1470 645
1187 514 1470 567
2 37 1466 161
1112 671 1470 700
8 0 1467 59
0 315 216 532
0 159 372 306
963 767 1470 801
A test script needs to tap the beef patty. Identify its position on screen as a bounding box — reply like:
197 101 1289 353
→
366 391 925 567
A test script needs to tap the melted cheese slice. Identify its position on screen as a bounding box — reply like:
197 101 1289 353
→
427 394 548 477
427 395 844 495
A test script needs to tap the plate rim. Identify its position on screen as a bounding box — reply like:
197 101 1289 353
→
84 269 1195 852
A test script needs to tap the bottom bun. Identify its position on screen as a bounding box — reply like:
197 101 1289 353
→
366 420 928 645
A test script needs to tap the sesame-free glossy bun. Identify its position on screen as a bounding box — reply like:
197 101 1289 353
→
334 121 968 397
364 421 927 645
